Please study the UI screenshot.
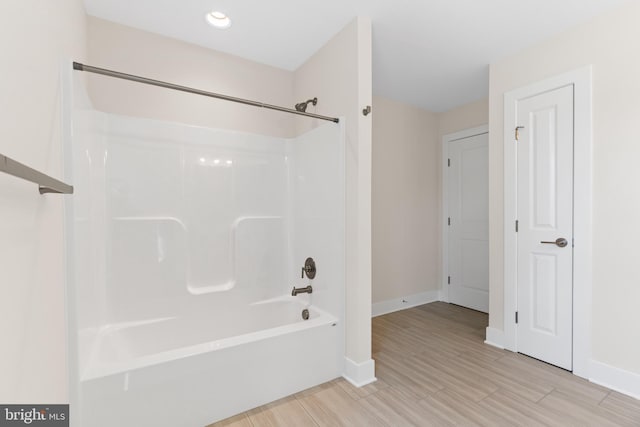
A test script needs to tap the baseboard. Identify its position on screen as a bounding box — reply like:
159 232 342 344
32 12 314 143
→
372 290 441 317
343 358 376 388
484 327 505 349
590 360 640 400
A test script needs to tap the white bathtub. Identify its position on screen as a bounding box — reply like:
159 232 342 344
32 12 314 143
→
67 108 346 427
78 297 343 426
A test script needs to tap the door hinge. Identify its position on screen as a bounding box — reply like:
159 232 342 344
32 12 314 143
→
515 311 519 324
515 220 519 232
515 126 524 141
448 217 451 226
448 276 451 285
447 158 451 167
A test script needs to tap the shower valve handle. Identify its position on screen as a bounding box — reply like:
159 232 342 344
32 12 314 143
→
301 257 316 279
301 265 313 278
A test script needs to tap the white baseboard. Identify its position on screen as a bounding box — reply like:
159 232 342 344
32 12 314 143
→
372 290 441 317
343 358 376 388
590 360 640 400
484 327 505 349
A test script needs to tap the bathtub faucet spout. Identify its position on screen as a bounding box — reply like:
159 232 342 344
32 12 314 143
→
291 285 313 296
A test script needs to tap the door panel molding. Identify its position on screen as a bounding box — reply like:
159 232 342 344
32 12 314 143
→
441 124 488 305
503 66 593 378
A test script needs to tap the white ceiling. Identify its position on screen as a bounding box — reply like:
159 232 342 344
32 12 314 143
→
84 0 627 112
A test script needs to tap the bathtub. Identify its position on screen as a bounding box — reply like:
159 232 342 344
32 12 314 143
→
78 297 343 427
67 106 346 427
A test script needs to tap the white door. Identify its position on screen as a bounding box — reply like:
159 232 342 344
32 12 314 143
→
516 85 574 370
447 132 489 313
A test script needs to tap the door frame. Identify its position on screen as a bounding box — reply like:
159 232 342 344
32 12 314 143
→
503 66 593 378
441 124 489 304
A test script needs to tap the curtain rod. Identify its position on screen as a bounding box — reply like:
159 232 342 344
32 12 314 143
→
72 62 339 124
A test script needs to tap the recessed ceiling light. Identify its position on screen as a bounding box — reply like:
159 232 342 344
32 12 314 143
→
206 11 231 29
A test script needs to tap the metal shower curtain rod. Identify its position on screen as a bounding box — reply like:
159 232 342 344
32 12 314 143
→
72 62 340 123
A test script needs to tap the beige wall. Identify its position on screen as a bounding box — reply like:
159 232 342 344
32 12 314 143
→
437 98 489 139
294 17 373 366
0 0 87 402
489 2 640 374
372 96 438 303
87 17 296 138
370 97 488 305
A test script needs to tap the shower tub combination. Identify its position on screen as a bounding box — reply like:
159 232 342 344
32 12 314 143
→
68 101 345 426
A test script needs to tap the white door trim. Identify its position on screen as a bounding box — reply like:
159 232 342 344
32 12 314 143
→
503 66 593 378
442 124 489 303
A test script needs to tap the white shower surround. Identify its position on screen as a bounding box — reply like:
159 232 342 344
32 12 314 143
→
67 105 345 426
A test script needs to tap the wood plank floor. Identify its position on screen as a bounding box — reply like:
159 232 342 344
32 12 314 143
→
210 302 640 426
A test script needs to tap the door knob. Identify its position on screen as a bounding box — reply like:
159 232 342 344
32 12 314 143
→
540 238 568 248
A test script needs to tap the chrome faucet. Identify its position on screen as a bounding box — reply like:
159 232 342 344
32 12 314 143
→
291 285 313 296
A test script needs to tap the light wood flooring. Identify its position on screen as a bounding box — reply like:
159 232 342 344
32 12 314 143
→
210 302 640 426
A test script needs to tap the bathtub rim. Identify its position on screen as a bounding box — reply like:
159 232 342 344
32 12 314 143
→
80 300 337 382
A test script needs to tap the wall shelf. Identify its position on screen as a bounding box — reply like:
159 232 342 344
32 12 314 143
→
0 153 73 195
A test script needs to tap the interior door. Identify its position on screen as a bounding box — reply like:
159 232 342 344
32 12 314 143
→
447 132 489 313
516 85 574 370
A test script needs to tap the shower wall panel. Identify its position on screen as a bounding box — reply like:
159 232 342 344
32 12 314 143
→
73 113 289 328
287 123 345 320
